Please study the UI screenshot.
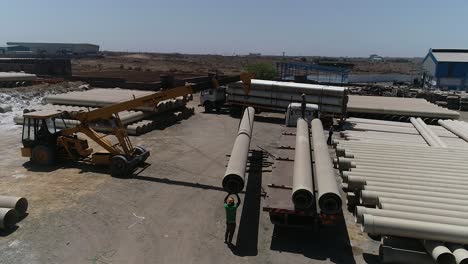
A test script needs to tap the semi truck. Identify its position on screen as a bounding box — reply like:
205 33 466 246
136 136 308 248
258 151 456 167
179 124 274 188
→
200 79 348 123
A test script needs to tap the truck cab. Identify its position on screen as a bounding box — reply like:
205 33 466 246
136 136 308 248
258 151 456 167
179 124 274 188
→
285 103 319 127
199 86 226 112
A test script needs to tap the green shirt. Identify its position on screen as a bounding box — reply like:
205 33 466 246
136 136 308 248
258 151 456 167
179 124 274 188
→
224 203 238 223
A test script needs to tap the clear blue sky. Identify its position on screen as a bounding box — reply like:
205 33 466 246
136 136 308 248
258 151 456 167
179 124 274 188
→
1 0 467 57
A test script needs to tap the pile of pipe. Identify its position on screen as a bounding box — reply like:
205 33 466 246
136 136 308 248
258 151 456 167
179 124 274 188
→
0 196 28 230
310 118 342 214
347 95 460 121
341 118 468 148
227 79 347 114
335 118 468 263
222 107 255 194
0 72 36 88
14 100 193 136
44 88 191 112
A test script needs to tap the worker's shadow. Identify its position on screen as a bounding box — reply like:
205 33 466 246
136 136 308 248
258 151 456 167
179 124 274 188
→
230 150 264 257
270 212 356 264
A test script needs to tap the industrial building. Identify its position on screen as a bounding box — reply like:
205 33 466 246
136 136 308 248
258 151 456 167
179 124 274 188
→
1 42 99 57
422 49 468 90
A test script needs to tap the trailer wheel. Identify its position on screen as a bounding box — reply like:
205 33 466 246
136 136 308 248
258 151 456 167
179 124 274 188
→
110 155 131 178
31 145 56 166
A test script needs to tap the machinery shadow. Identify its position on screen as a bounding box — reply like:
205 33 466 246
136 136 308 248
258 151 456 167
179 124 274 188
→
231 150 264 256
270 212 356 264
134 175 230 193
362 253 380 264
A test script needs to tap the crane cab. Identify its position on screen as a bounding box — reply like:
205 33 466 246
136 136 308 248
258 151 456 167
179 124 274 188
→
21 110 64 164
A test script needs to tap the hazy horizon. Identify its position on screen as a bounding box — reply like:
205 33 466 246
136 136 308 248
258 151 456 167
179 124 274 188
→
1 0 467 57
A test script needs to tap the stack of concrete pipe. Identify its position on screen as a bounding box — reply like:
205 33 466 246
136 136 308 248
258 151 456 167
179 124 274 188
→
311 118 342 214
0 72 36 87
15 92 191 136
347 95 460 120
439 120 468 143
0 196 28 230
335 131 468 263
410 117 447 147
222 107 255 194
227 79 347 114
291 118 314 209
343 118 468 148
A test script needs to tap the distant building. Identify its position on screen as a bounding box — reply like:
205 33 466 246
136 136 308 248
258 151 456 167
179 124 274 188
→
369 54 384 62
422 49 468 90
5 42 99 57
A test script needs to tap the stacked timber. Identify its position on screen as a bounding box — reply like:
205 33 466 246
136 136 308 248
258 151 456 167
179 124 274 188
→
227 79 347 115
335 117 468 263
347 95 460 121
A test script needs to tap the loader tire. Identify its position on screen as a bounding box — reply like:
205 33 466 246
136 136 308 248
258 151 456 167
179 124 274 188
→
31 145 56 166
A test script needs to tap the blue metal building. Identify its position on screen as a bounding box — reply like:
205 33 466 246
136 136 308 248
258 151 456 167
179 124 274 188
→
422 49 468 90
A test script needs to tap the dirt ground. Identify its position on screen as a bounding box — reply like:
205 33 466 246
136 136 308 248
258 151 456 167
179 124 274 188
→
0 95 381 264
72 53 422 82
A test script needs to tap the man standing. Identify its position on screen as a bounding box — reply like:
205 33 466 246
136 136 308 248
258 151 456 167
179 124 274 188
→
224 193 241 245
327 125 334 145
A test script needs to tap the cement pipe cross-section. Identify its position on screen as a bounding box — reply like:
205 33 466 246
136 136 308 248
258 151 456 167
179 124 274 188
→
291 118 314 209
311 119 342 214
222 107 255 194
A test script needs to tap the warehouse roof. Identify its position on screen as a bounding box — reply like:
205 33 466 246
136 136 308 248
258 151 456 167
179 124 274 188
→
430 49 468 63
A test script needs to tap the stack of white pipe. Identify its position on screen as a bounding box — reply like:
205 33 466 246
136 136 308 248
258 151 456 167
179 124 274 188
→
336 117 468 263
227 79 347 114
347 95 460 119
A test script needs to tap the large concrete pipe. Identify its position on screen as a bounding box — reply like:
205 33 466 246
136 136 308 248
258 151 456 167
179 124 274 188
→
336 147 468 159
360 190 468 207
336 142 467 151
416 117 447 148
362 214 468 245
350 178 468 192
378 199 468 214
222 107 255 193
339 148 468 161
363 186 468 200
355 207 468 227
311 118 342 214
345 176 468 191
228 88 344 106
410 117 439 147
379 203 468 220
421 240 456 264
338 158 468 171
0 208 18 230
0 196 28 216
438 120 468 143
343 169 468 181
230 79 347 97
291 118 314 209
446 243 468 264
343 171 468 183
226 94 343 114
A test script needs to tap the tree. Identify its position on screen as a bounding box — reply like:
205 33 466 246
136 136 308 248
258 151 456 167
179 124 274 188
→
245 63 277 80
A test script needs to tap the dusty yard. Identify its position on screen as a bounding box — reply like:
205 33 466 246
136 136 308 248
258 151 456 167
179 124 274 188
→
0 95 380 264
72 52 422 82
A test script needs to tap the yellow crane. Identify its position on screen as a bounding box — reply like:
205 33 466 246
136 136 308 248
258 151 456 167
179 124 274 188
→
20 73 252 177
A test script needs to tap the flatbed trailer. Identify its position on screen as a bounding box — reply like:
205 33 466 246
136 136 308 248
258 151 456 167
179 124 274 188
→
263 127 338 229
